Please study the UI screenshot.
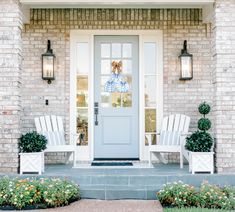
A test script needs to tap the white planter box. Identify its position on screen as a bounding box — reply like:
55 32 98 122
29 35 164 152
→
20 152 44 175
189 151 214 174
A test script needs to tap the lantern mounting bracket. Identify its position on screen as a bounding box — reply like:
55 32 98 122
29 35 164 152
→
46 40 53 54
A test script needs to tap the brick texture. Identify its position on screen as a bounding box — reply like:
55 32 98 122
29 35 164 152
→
0 0 22 173
21 8 213 164
212 0 235 173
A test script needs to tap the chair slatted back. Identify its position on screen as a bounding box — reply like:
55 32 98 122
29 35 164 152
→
159 114 190 146
35 115 66 146
159 131 181 146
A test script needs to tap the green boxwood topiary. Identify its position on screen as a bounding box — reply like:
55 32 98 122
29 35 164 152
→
198 118 211 131
19 131 47 153
198 102 210 116
185 102 213 152
185 131 213 152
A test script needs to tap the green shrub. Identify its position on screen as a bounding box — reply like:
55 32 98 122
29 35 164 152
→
0 177 11 206
195 182 235 210
198 102 210 115
19 131 47 153
223 185 235 198
10 179 41 209
157 181 235 210
197 118 211 131
40 178 80 207
157 181 196 208
185 131 213 152
185 102 213 152
0 177 80 210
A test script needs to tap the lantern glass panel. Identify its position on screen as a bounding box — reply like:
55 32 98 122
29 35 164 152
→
43 55 54 78
180 56 192 79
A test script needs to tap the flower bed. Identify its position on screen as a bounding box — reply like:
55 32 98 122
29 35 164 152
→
0 177 80 210
157 181 235 211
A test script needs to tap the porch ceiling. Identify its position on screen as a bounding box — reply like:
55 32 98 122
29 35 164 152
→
20 0 214 24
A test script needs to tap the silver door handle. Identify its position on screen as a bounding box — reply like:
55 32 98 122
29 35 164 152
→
94 108 98 126
94 102 99 126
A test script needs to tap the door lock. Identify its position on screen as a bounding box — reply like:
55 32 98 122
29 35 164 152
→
94 102 99 126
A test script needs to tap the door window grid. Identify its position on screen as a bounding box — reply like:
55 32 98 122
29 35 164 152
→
144 42 157 146
76 42 89 146
101 42 133 108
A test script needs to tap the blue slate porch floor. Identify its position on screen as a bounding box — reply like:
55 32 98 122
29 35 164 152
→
39 164 235 200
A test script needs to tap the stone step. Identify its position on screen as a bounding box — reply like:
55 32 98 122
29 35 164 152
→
68 173 235 199
11 164 235 200
70 173 235 187
71 175 166 186
79 185 160 200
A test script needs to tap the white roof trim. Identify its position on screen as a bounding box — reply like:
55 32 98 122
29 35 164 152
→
20 0 214 9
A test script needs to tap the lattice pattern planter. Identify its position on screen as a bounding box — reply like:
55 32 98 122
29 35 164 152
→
189 151 214 174
20 152 44 175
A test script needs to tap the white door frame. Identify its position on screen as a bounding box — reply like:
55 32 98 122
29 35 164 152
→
70 30 163 161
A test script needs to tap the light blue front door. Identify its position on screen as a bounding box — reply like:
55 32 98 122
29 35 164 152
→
94 36 139 159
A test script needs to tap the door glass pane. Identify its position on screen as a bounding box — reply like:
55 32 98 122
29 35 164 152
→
77 94 88 107
144 43 156 75
145 134 151 146
101 43 110 58
122 75 132 90
77 76 88 91
101 60 111 74
145 76 156 107
101 42 133 108
77 43 89 74
151 134 157 145
112 43 121 58
101 76 110 91
76 42 89 146
123 43 132 58
101 92 110 108
77 76 88 107
111 93 122 107
122 60 132 74
122 93 132 107
145 134 157 146
145 109 156 133
77 108 88 146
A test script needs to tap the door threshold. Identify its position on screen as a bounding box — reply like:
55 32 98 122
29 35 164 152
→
94 158 139 161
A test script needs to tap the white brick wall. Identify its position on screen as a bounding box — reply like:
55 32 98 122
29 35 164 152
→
0 0 22 173
21 9 213 164
212 0 235 173
0 3 233 173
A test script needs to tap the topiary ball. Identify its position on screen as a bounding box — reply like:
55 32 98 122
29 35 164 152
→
198 102 210 115
19 131 47 153
198 118 211 131
185 131 213 152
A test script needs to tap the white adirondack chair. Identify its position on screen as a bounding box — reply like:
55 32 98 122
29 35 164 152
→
149 114 190 169
34 115 77 167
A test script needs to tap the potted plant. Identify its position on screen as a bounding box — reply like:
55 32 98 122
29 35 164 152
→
19 131 47 174
185 102 214 174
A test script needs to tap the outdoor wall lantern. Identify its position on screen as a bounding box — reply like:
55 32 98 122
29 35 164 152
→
179 40 193 80
42 40 55 84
